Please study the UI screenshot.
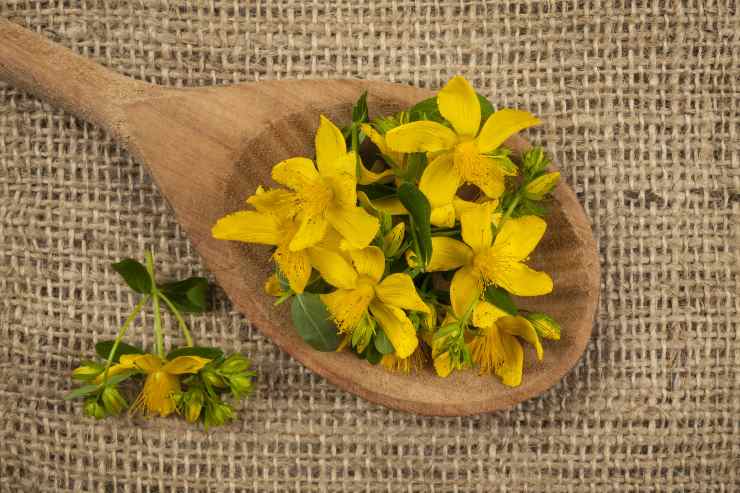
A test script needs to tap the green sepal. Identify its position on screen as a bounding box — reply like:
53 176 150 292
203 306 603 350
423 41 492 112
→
64 384 101 400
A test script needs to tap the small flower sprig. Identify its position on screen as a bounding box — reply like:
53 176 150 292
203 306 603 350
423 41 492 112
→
212 75 563 387
66 251 256 428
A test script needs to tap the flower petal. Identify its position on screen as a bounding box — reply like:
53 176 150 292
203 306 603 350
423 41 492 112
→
162 356 212 375
496 316 544 361
358 162 394 185
476 108 541 154
491 215 547 261
212 211 280 245
437 75 481 137
369 300 418 359
375 273 430 313
496 331 524 387
487 261 553 297
433 351 453 377
419 152 461 208
326 205 380 250
273 246 312 293
372 196 408 215
460 201 495 254
430 203 456 228
450 265 481 318
289 214 329 251
458 156 508 199
307 246 358 290
322 151 357 179
349 246 385 283
326 172 357 208
122 354 163 373
361 123 404 165
472 300 509 328
321 287 374 333
427 237 473 272
385 121 458 153
272 157 319 190
315 115 347 175
246 188 299 218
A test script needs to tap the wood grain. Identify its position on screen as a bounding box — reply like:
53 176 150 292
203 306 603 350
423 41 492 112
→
0 18 600 415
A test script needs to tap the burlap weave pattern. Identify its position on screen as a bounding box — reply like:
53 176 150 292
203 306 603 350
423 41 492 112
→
0 1 737 491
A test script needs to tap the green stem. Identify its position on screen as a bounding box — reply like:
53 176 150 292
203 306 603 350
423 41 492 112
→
351 124 361 179
158 292 194 347
101 295 150 384
144 250 165 359
497 194 521 231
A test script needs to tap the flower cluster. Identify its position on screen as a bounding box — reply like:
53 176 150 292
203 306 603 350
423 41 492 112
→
67 252 255 427
213 76 562 386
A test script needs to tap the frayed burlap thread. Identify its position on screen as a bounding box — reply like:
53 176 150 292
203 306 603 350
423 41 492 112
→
0 1 738 492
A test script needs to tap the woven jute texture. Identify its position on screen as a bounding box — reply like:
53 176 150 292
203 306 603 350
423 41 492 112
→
0 1 738 492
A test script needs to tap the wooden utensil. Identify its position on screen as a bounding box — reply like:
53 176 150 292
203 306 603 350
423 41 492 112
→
0 19 599 416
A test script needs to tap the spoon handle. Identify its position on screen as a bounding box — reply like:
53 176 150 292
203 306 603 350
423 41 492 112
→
0 19 150 134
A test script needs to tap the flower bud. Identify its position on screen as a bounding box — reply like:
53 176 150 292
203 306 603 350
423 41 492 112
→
84 397 107 420
185 389 204 423
219 354 250 375
522 147 549 176
526 313 561 340
201 368 226 388
383 222 405 257
101 386 127 415
523 172 560 200
228 374 253 398
405 249 419 269
72 362 104 382
263 274 284 297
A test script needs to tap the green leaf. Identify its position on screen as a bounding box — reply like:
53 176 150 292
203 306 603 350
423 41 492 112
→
112 259 152 294
64 384 100 400
398 183 432 268
484 286 518 316
167 346 224 361
364 343 383 365
477 93 494 124
291 293 340 352
402 153 427 182
352 91 369 123
158 277 209 313
374 329 395 355
95 340 145 363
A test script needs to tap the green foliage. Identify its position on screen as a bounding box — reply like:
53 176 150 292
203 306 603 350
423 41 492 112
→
398 182 432 269
291 293 341 351
112 259 151 294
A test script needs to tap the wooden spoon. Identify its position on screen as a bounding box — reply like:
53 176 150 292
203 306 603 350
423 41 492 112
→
0 19 599 416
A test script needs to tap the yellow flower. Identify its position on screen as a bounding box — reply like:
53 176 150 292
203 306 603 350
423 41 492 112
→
380 346 426 373
469 301 543 387
317 245 430 358
385 76 540 226
427 202 553 315
263 273 285 297
98 354 210 417
212 186 346 294
270 115 379 249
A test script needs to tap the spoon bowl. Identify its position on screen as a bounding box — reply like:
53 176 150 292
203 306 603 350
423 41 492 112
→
0 19 599 415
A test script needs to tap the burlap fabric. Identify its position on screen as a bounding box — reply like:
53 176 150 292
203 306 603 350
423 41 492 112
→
0 2 737 492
